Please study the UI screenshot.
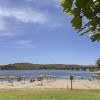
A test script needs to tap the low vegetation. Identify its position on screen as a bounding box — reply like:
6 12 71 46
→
0 63 97 70
0 90 100 100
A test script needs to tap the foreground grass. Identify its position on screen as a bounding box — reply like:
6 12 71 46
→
0 90 100 100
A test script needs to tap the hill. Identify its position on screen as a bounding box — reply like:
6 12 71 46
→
0 63 98 71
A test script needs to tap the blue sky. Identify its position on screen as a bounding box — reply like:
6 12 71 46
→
0 0 100 65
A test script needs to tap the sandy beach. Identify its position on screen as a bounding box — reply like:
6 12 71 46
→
0 79 100 90
92 70 100 74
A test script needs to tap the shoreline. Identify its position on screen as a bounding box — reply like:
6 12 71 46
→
92 70 100 73
0 79 100 90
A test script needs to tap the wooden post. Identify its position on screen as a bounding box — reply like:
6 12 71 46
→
23 77 26 84
12 78 13 86
47 77 48 82
70 75 73 90
71 79 72 90
2 79 3 84
50 77 51 82
40 77 43 85
41 79 42 85
93 76 94 82
55 76 56 81
53 77 54 81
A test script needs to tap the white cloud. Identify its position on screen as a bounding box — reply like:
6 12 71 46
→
0 17 7 31
0 6 48 37
0 32 17 37
26 0 60 8
11 40 34 48
1 40 34 48
13 40 31 45
0 8 11 17
0 45 33 48
13 9 47 24
50 22 62 27
0 6 62 29
0 1 62 38
0 7 47 25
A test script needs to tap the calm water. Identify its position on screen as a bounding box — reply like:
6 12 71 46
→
0 70 96 80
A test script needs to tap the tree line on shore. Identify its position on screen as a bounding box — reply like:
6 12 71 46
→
0 63 98 71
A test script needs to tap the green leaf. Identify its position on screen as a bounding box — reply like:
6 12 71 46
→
67 10 73 16
90 27 96 31
61 0 73 12
78 27 86 33
72 8 81 16
94 1 99 6
71 17 82 29
61 0 100 42
75 0 92 8
80 30 90 35
91 33 100 42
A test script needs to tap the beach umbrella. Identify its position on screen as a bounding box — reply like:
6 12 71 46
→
9 76 17 86
20 76 26 84
37 75 44 85
0 76 6 84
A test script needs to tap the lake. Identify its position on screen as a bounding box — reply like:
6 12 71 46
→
0 70 96 80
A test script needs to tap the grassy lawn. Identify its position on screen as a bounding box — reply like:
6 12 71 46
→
0 90 100 100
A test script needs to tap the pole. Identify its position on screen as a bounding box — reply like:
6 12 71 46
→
71 79 73 90
70 75 73 90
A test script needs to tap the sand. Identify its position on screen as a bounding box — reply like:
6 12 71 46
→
0 79 100 90
92 70 100 73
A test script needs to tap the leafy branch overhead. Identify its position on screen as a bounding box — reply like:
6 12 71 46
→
61 0 100 42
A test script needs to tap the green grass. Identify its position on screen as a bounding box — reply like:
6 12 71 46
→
0 90 100 100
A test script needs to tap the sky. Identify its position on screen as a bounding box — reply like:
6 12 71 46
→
0 0 100 65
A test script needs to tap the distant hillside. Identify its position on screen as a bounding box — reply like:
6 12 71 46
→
0 63 98 71
0 65 2 70
1 63 42 70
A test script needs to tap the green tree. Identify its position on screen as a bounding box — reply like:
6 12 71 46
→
96 58 100 68
61 0 100 42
